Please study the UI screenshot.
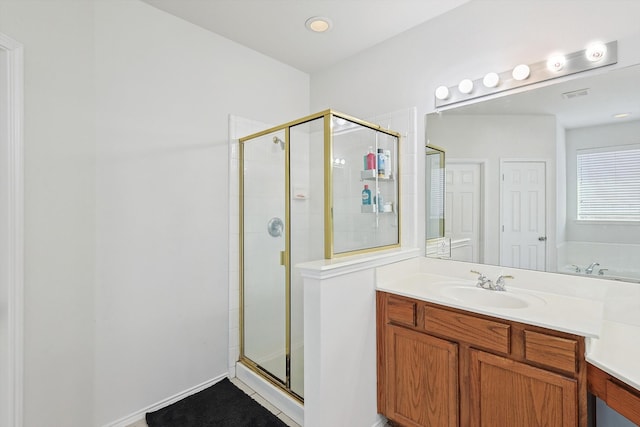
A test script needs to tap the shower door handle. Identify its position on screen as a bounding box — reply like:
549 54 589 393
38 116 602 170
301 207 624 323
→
280 251 287 266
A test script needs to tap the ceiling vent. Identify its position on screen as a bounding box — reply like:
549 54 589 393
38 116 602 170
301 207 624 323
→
562 88 590 99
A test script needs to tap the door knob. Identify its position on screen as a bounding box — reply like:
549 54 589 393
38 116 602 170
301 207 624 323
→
538 236 547 241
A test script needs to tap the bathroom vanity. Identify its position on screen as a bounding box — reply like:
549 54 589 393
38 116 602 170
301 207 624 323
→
377 292 587 426
376 257 640 427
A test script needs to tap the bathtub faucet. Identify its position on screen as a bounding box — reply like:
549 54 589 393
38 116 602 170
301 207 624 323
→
585 262 600 274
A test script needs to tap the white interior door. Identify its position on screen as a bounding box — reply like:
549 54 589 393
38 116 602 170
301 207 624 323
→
500 161 546 270
445 162 481 262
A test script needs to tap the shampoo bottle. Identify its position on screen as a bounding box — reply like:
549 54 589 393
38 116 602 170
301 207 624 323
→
365 147 376 170
384 150 392 178
362 184 372 205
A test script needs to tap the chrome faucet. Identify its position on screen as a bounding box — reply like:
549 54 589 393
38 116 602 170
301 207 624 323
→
495 274 514 291
585 262 600 274
471 270 493 290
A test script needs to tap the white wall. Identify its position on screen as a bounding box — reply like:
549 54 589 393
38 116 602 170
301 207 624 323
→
2 0 640 425
1 0 309 425
310 2 640 426
94 1 309 425
311 0 640 118
310 0 640 257
0 1 96 426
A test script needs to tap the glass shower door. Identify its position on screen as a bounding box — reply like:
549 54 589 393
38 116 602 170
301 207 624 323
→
241 131 287 385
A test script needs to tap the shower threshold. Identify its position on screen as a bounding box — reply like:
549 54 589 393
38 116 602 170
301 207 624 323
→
236 361 304 425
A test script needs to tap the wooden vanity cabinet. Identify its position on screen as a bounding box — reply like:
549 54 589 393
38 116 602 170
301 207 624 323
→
588 363 640 425
469 349 578 426
385 325 459 426
377 291 588 427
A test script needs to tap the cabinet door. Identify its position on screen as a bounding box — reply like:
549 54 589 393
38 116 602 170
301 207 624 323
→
386 325 458 427
469 349 577 427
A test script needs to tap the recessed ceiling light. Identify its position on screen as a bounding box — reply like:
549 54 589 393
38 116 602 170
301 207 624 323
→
613 112 631 119
305 16 332 33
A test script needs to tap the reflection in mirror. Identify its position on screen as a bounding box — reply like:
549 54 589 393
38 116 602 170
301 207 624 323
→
425 64 640 284
425 146 445 239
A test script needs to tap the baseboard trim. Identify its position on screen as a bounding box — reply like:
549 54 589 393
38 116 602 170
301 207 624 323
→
102 373 228 427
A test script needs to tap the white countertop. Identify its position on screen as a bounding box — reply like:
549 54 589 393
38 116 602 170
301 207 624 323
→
376 257 640 393
377 272 603 338
587 321 640 391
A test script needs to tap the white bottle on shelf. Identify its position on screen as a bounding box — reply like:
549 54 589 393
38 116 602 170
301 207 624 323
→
384 150 392 179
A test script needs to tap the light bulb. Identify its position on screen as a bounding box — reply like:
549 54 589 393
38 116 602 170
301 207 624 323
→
546 54 566 72
483 72 500 88
458 79 474 94
585 42 607 62
305 17 332 33
512 64 530 81
435 85 450 100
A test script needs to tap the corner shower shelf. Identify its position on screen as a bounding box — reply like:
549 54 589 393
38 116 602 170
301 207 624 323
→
361 205 394 214
360 169 394 181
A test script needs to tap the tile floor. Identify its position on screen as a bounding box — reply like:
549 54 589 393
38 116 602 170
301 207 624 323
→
125 377 301 427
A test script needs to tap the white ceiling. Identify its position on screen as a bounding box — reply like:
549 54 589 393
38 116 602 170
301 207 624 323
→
141 0 470 73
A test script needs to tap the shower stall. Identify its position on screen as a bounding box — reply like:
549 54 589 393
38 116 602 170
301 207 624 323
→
239 110 401 401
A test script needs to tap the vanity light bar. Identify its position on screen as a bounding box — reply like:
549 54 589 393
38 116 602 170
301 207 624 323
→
434 40 618 108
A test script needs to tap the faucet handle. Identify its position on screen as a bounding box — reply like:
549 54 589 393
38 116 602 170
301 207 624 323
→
495 274 514 291
471 270 493 289
470 269 487 281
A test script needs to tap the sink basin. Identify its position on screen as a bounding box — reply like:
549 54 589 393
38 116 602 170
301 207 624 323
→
439 285 545 309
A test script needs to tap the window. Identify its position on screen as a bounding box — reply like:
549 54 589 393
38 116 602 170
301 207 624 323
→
577 145 640 221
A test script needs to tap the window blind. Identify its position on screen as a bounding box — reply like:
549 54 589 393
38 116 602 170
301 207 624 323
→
577 146 640 220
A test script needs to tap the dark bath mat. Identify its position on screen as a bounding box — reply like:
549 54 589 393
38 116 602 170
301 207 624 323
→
146 377 289 427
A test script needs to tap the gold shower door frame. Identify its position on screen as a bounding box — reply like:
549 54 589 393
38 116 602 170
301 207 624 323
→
238 110 401 402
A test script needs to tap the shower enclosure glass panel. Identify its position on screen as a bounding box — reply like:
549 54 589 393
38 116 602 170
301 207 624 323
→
241 130 287 385
332 119 400 254
288 117 325 398
239 110 401 402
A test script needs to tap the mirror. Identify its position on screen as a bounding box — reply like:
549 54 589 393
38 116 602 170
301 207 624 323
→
425 145 445 240
426 64 640 283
